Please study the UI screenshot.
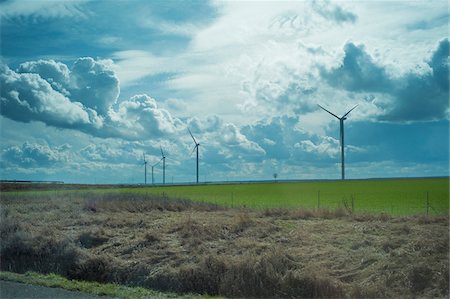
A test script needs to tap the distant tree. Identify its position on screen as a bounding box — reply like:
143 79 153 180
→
273 173 278 182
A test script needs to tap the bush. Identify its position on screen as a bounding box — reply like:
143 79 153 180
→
77 230 109 248
1 229 80 276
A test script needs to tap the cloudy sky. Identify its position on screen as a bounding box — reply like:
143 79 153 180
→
1 0 448 184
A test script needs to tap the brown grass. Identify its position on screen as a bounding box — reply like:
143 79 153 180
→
0 191 448 298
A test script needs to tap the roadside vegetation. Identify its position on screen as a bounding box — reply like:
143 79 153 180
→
0 271 205 299
0 188 448 298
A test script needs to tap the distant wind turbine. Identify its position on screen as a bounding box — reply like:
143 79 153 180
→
318 104 358 180
143 153 147 185
188 128 200 184
160 146 166 184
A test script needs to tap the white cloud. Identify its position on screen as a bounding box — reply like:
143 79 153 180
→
112 50 172 87
0 62 100 128
1 59 184 140
2 141 69 168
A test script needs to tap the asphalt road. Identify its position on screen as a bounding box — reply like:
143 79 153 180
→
0 280 115 299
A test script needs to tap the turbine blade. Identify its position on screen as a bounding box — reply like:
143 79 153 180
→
160 146 164 157
342 105 358 118
188 128 197 144
143 153 146 162
153 159 162 167
318 104 340 119
190 145 198 156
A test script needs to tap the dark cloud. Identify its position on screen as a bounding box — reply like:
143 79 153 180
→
380 39 449 121
321 42 393 92
347 120 449 163
242 116 300 160
429 38 449 91
322 38 449 122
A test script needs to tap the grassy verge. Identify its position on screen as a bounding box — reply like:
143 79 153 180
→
0 271 216 299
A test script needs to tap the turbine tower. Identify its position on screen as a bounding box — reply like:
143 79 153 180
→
318 104 357 180
160 146 166 184
188 128 200 184
143 153 147 184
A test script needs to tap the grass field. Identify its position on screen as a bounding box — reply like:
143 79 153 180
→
1 188 448 298
3 177 449 216
131 177 449 215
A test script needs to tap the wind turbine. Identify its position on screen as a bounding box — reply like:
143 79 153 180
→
160 146 166 184
188 128 200 184
151 159 162 185
143 153 147 185
318 104 358 180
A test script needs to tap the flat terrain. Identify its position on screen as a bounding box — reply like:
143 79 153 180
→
3 177 448 215
133 177 449 215
1 189 448 298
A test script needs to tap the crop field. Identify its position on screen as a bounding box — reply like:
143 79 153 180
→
7 177 446 216
131 177 449 215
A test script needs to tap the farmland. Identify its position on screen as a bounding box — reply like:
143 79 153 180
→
4 177 448 216
128 177 449 215
0 177 449 298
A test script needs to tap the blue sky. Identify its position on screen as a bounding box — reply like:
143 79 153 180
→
0 0 448 184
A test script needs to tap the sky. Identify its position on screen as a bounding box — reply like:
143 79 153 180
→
0 0 449 184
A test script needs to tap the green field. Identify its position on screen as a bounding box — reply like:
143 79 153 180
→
3 177 449 216
123 177 449 215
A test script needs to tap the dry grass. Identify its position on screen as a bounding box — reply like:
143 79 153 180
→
0 191 448 298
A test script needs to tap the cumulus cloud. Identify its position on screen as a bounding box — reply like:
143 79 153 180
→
2 142 69 168
322 38 449 121
18 59 71 95
187 115 223 133
18 57 120 116
321 42 393 92
1 59 183 140
0 62 101 129
295 136 340 158
70 57 120 115
108 94 184 139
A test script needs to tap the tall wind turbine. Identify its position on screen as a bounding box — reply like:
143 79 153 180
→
188 128 200 184
160 146 166 184
318 104 358 180
143 153 147 185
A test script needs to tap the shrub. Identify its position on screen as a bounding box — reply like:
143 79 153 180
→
1 229 80 276
77 230 109 248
